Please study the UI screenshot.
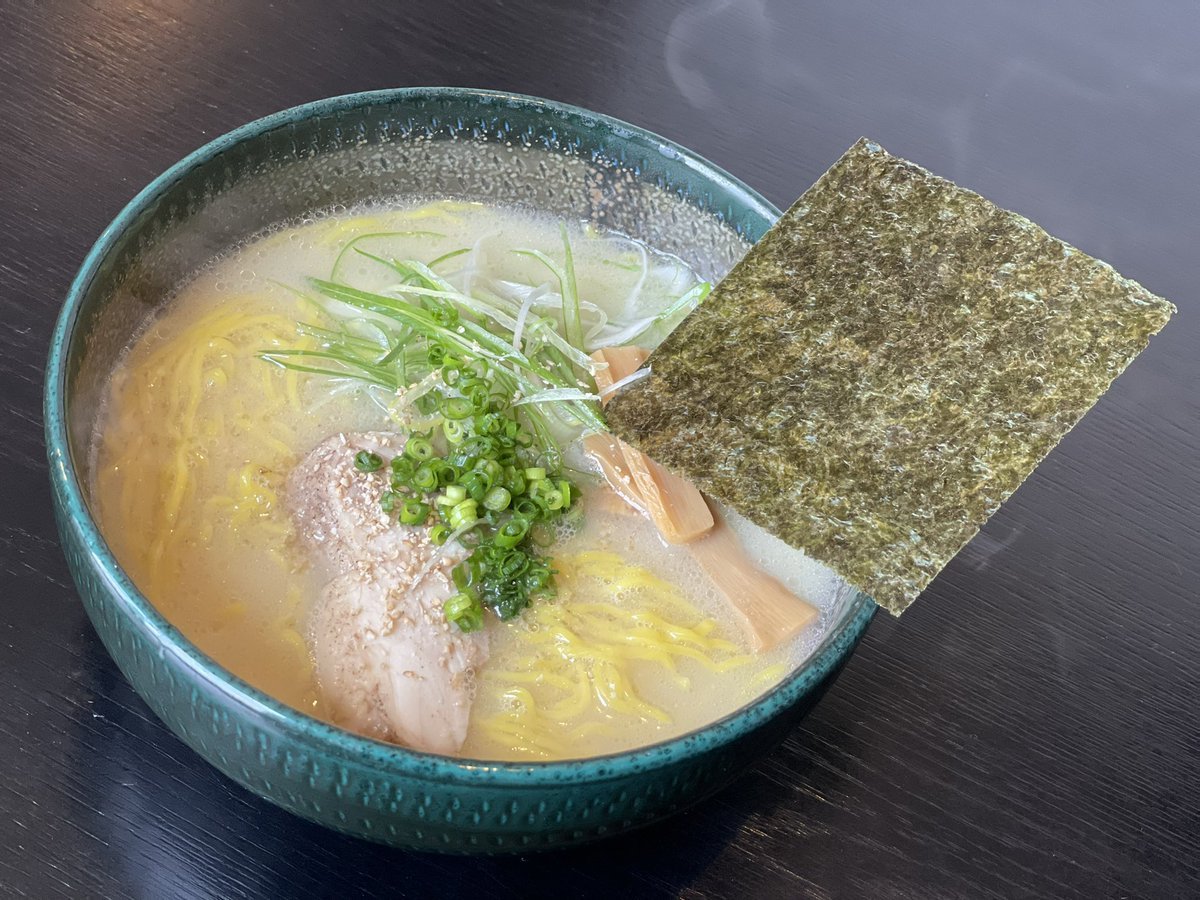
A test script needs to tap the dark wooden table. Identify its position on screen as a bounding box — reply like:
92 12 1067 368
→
3 2 1197 897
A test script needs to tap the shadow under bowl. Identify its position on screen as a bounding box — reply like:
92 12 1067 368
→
44 87 877 853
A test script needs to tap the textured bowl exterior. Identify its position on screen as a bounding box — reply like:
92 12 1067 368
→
45 88 877 853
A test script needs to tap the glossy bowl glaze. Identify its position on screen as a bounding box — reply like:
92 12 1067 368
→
45 88 876 853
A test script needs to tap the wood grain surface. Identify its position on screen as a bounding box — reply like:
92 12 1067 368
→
2 2 1197 897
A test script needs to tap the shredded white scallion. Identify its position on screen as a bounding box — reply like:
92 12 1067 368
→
511 283 546 354
392 369 444 413
587 316 656 351
457 229 501 298
512 388 602 406
412 523 478 586
619 238 649 320
598 366 651 400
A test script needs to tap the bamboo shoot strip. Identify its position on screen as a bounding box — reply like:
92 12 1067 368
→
688 507 819 650
591 347 714 543
590 348 712 541
586 347 817 649
605 138 1176 614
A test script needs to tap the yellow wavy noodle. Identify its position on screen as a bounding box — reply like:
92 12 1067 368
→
470 551 755 760
93 299 317 692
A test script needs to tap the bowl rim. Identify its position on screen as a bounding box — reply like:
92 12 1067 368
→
45 86 877 786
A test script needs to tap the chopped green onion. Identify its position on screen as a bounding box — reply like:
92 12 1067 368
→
433 459 457 487
411 462 438 491
451 565 470 591
440 396 473 420
474 458 503 482
475 412 504 436
461 469 492 502
400 498 430 525
513 497 540 519
449 499 479 529
430 303 459 328
499 551 529 578
468 385 490 413
390 455 415 479
483 486 512 512
354 450 383 472
430 524 450 546
495 517 530 549
504 469 526 496
405 436 434 461
462 436 496 459
443 591 484 633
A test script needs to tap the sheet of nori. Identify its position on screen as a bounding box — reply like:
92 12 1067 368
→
604 138 1175 614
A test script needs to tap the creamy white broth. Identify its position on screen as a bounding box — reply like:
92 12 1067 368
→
91 201 845 760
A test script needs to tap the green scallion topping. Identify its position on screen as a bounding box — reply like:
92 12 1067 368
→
260 225 709 631
495 517 530 549
483 486 512 512
440 395 473 420
443 591 484 633
405 436 435 461
399 498 430 525
354 450 383 472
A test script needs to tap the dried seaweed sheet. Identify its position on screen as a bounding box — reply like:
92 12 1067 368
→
605 138 1175 614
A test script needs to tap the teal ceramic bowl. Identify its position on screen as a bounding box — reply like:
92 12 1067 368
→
45 88 876 853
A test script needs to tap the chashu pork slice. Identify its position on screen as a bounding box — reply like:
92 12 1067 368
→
309 548 485 754
288 432 412 571
288 432 488 755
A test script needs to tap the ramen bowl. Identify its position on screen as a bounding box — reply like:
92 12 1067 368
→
45 88 876 852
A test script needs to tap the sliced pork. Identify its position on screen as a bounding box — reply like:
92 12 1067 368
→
288 432 488 754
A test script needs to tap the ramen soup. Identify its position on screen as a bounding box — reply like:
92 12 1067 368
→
91 201 846 761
